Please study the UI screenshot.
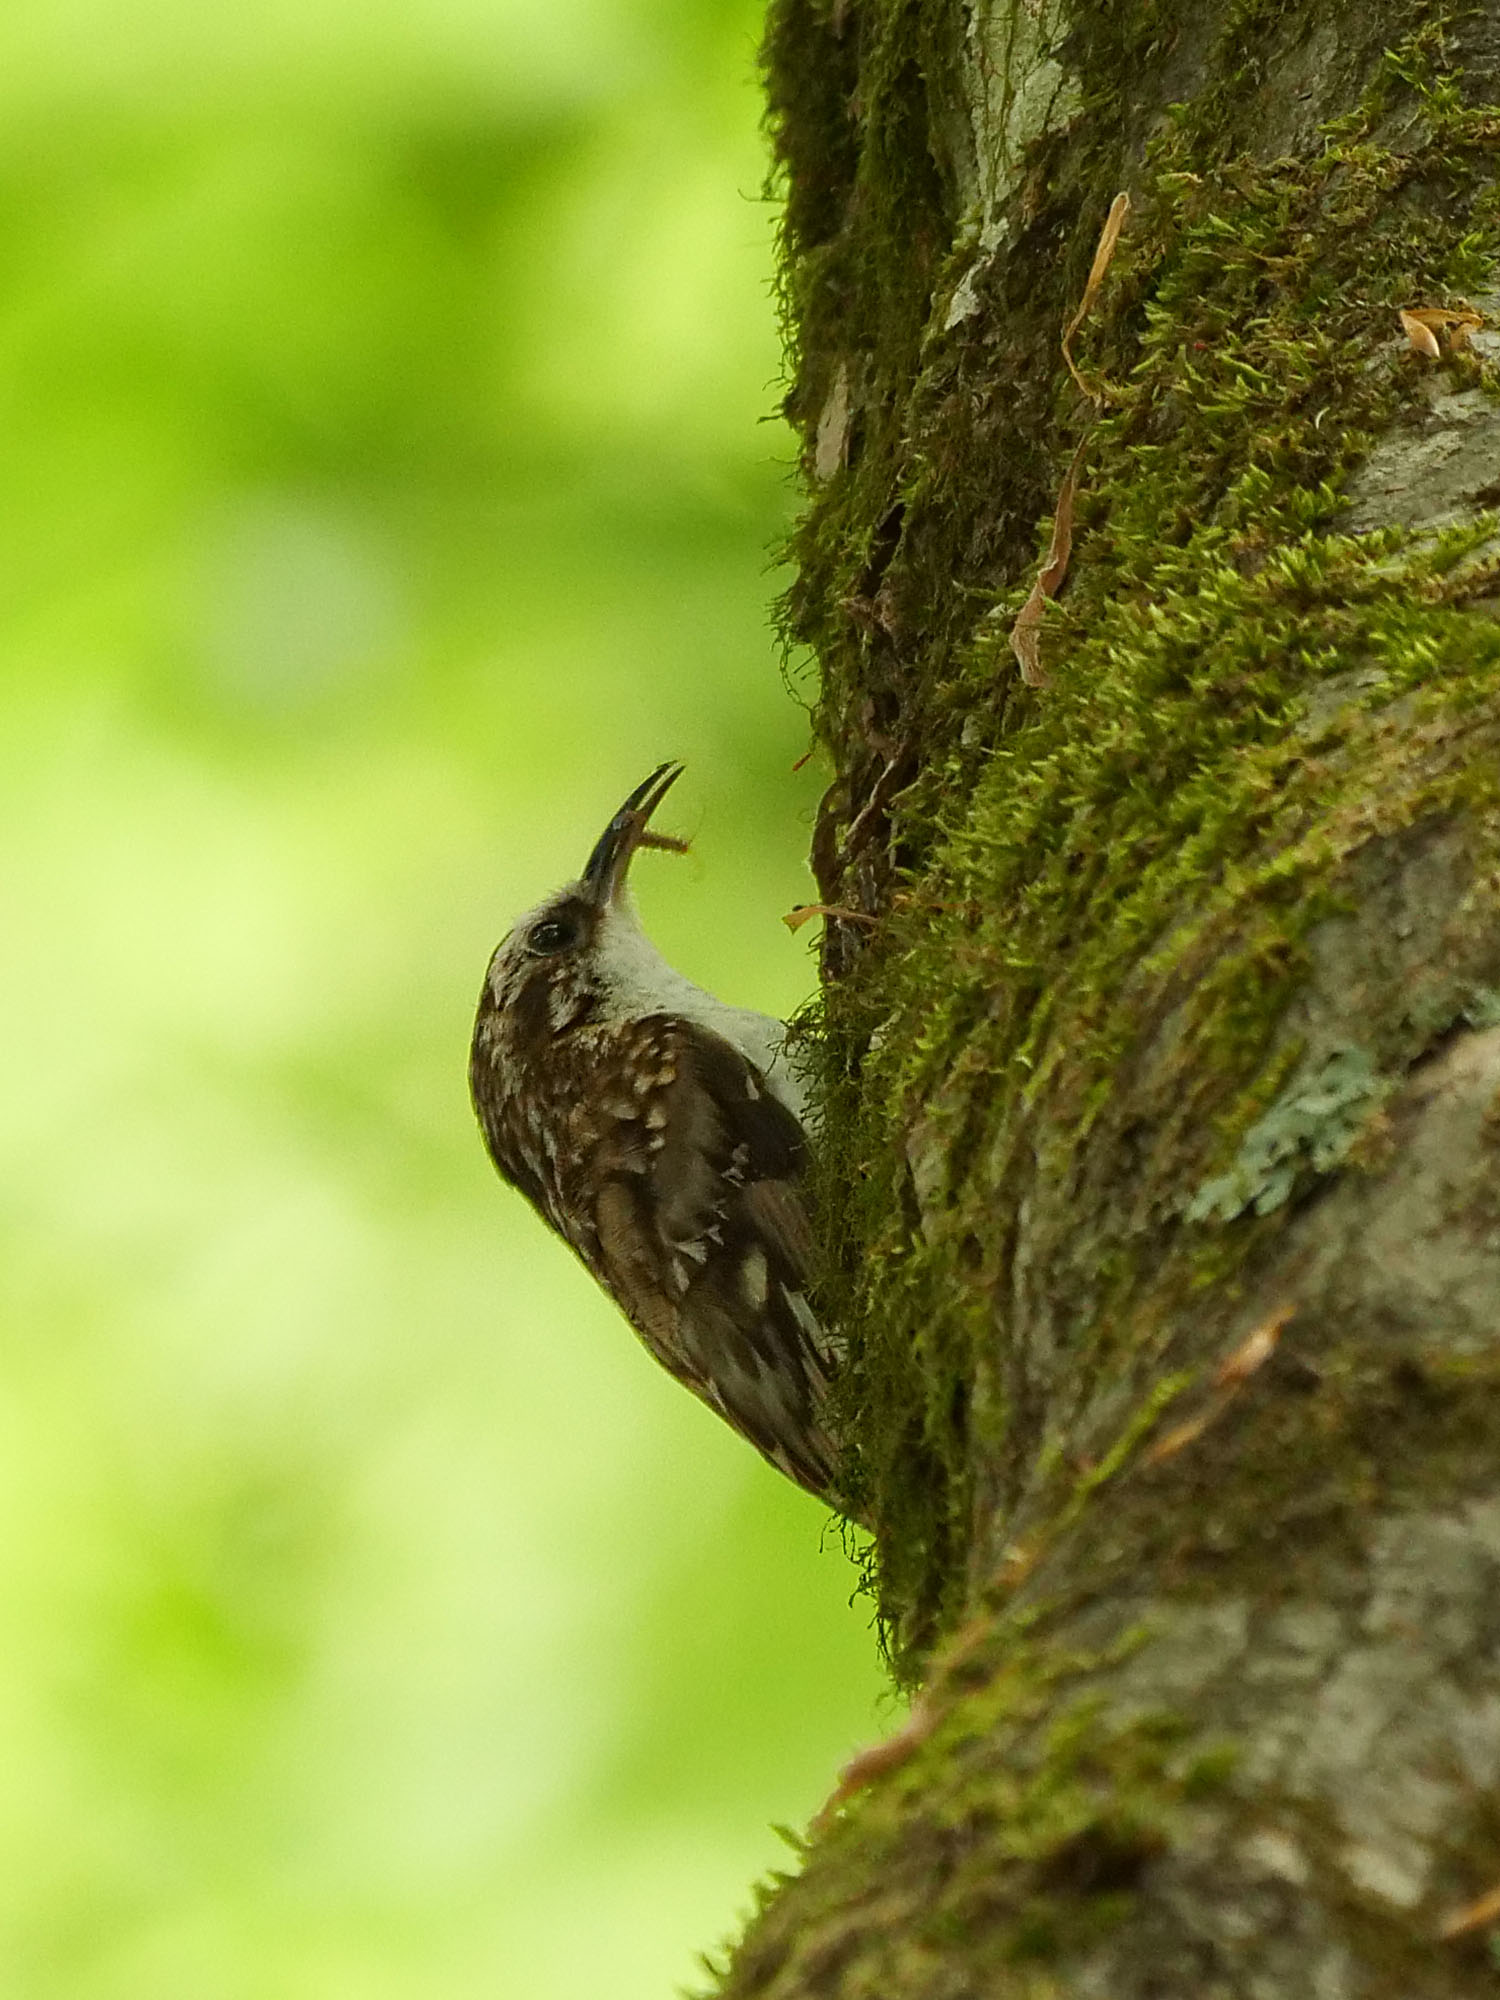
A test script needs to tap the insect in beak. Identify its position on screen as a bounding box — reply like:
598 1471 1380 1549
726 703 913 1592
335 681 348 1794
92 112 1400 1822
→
580 760 689 908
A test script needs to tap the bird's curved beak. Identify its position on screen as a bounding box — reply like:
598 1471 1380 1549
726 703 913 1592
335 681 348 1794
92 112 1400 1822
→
581 762 687 907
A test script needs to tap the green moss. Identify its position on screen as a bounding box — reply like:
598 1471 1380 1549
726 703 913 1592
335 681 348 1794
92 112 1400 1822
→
1065 1346 1500 1627
702 1612 1252 1994
762 4 1500 1675
706 1352 1500 1991
696 9 1500 1994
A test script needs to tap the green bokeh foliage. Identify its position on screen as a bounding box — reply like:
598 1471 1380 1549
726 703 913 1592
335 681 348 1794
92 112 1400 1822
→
0 2 884 1994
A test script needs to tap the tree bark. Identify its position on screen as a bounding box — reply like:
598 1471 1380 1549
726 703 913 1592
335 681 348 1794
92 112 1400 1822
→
710 0 1500 1992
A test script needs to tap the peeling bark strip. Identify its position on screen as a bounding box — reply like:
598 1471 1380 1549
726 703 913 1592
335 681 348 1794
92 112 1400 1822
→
1007 432 1084 687
1007 190 1131 686
703 1 1500 1995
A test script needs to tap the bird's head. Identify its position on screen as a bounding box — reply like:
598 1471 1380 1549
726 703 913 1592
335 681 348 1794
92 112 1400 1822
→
475 761 689 1052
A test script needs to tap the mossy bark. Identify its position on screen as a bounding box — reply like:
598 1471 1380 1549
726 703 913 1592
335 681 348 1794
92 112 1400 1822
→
707 1 1500 1993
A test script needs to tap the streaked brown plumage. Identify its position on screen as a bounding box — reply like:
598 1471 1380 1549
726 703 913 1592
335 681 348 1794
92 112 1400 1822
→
469 763 843 1505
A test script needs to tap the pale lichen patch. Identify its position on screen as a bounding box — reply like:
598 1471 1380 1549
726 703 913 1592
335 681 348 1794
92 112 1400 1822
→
1239 1826 1313 1886
1185 1047 1393 1223
1340 1839 1429 1909
963 0 1083 246
1342 385 1500 534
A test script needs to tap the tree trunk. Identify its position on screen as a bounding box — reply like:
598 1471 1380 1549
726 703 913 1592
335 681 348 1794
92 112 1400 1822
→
711 1 1500 1992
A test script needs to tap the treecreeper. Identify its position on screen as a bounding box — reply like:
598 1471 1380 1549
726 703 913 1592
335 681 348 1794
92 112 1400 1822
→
469 764 846 1507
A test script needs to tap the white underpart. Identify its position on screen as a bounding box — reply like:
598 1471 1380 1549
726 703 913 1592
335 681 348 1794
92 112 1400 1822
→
594 892 807 1123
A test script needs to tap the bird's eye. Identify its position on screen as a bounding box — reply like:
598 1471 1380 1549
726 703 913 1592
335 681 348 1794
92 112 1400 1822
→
527 915 578 956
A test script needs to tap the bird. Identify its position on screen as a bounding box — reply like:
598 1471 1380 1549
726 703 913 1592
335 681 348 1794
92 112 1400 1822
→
469 762 844 1507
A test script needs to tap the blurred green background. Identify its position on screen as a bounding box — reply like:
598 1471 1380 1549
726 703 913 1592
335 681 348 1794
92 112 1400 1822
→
0 1 887 1994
